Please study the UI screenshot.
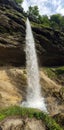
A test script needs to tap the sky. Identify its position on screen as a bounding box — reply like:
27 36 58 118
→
22 0 64 16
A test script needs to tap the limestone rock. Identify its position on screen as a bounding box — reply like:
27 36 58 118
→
0 117 45 130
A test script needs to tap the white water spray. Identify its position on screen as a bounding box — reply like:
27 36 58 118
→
22 18 47 112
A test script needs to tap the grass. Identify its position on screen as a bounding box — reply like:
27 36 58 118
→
53 113 64 129
42 67 57 79
55 66 64 75
44 66 64 77
0 106 63 130
43 66 64 84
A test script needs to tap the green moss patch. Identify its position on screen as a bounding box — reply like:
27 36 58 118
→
53 113 64 129
42 66 64 85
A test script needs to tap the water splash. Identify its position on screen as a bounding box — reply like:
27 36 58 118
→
22 18 47 112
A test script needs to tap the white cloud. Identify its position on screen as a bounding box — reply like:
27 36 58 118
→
56 1 64 15
56 6 64 15
59 8 64 15
22 0 28 12
22 0 64 16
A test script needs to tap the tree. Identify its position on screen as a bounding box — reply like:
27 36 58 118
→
38 15 50 27
50 21 60 30
50 14 64 30
28 6 39 18
50 14 62 25
60 16 64 31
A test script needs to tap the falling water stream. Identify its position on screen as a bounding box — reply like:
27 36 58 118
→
22 18 47 112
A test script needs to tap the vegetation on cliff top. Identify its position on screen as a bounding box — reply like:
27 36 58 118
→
27 6 64 31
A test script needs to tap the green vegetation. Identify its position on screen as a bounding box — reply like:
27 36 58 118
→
54 113 64 129
27 6 64 31
38 15 50 27
55 66 64 75
50 14 64 30
27 6 39 18
15 0 23 4
0 106 63 130
43 66 64 85
42 67 57 79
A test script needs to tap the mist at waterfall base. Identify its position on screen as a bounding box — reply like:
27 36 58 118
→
21 18 47 112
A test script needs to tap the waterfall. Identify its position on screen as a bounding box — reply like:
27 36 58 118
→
22 18 47 112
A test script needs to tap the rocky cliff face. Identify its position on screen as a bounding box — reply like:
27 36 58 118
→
0 0 24 13
0 0 26 66
0 0 64 66
0 116 45 130
32 26 64 66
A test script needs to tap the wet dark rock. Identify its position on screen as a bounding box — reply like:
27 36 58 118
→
32 26 64 66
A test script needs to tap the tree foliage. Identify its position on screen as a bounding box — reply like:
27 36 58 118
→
50 14 64 30
27 6 39 18
38 15 50 27
50 14 62 24
28 6 64 31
